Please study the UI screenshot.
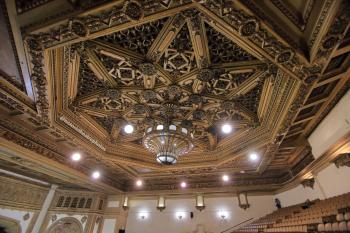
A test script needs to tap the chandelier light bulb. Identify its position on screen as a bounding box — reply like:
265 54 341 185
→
71 152 81 161
136 180 143 187
221 124 232 134
124 124 134 134
249 153 258 161
222 174 229 182
92 171 100 179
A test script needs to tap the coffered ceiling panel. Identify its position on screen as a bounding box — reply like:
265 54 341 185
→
0 0 349 194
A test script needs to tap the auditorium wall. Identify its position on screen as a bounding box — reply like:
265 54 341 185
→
125 195 275 233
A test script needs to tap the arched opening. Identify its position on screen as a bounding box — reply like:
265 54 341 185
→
47 217 83 233
0 216 21 233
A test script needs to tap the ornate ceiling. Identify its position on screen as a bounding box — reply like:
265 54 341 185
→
0 0 349 194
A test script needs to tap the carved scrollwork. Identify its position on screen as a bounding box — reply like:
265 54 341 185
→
123 1 144 21
239 19 259 37
275 50 294 64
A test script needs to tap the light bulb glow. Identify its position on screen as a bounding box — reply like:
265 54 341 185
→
136 180 143 187
221 124 232 134
92 171 100 179
124 124 134 134
71 152 81 161
180 182 187 188
222 174 229 182
249 153 258 161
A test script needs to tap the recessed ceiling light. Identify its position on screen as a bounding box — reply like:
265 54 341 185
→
124 124 134 134
249 153 258 161
180 181 187 188
221 124 232 134
92 171 100 179
71 152 81 161
136 180 143 187
222 174 229 182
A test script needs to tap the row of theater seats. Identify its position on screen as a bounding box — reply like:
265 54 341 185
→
317 212 350 232
232 192 350 233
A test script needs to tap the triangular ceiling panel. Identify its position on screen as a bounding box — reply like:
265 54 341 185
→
235 82 263 114
205 23 258 64
77 59 105 97
158 23 197 77
98 17 169 55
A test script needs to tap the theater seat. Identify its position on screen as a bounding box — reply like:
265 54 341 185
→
348 221 350 231
318 223 325 232
345 212 350 221
325 223 332 231
339 221 348 231
332 222 339 231
337 213 345 221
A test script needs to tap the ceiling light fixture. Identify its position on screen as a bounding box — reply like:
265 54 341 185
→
222 174 229 182
136 179 143 187
249 153 258 161
124 124 134 134
143 122 194 165
180 181 187 188
221 124 232 134
92 171 100 179
71 152 81 161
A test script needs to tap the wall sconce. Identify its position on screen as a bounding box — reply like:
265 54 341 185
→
157 196 166 212
176 212 186 220
139 212 148 220
237 192 250 210
195 194 205 211
122 196 129 210
217 211 228 221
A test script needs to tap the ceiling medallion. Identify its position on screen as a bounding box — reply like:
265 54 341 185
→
142 122 194 165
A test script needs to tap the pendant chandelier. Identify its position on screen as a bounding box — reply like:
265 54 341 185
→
142 122 194 165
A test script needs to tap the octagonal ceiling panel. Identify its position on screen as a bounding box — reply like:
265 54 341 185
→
18 0 336 192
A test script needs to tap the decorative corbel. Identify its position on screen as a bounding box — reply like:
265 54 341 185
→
301 178 315 189
332 153 350 168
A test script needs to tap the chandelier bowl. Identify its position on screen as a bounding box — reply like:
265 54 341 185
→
143 124 194 165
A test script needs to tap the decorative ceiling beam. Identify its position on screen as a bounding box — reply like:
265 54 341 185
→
258 76 274 120
226 71 263 99
154 64 174 84
67 50 80 103
257 143 278 174
93 40 144 61
147 14 187 61
210 60 265 70
85 48 118 87
26 2 196 49
186 16 210 68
